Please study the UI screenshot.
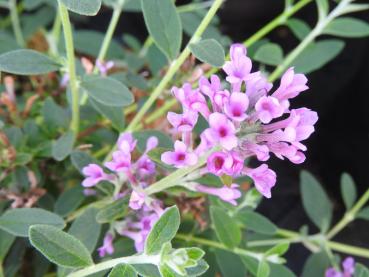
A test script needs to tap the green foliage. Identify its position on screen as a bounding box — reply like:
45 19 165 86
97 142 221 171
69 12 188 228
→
29 225 93 268
357 207 369 220
54 186 84 217
214 249 246 277
287 18 311 40
141 0 182 60
189 39 225 67
134 130 173 152
301 252 330 277
300 171 332 231
89 99 126 131
355 263 369 277
145 206 180 255
96 196 129 223
81 76 134 107
0 208 65 237
254 43 284 66
70 151 98 173
340 172 357 210
60 0 102 16
52 131 75 161
0 49 60 75
323 17 369 37
109 264 138 277
257 260 270 277
236 210 277 235
210 206 241 248
294 39 345 74
0 229 15 261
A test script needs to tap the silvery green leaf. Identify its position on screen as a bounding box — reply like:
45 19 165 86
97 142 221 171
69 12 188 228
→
109 264 137 277
52 131 75 161
60 0 102 16
189 39 225 67
340 172 357 210
254 43 283 66
323 17 369 38
286 18 311 41
0 208 65 237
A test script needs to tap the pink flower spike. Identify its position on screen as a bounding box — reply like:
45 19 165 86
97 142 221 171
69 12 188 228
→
224 92 249 122
161 140 198 168
117 132 137 153
255 96 284 124
98 233 114 257
244 164 276 198
196 184 242 206
223 43 252 91
104 151 131 172
167 110 199 132
272 67 308 107
82 164 111 187
245 72 273 107
208 112 238 150
199 74 221 99
129 190 145 210
207 151 233 176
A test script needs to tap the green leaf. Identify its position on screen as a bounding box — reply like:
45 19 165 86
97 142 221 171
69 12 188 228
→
286 18 311 41
159 264 178 277
186 259 209 277
0 49 60 75
89 98 125 131
300 171 332 231
241 256 258 276
81 76 133 107
133 264 161 277
254 43 283 66
0 229 15 261
270 264 296 277
323 17 369 38
54 186 84 217
109 264 137 277
265 243 289 257
189 39 225 67
340 4 369 15
357 207 369 220
0 208 65 237
29 225 93 268
236 210 277 235
215 249 246 277
355 263 369 277
340 172 357 210
302 252 330 277
210 206 241 248
294 39 345 74
145 206 180 255
315 0 329 20
60 0 102 16
70 151 98 173
96 196 129 223
52 131 75 161
257 260 270 277
141 0 182 60
42 97 70 130
147 147 173 169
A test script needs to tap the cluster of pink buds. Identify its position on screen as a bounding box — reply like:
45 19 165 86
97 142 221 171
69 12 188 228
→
325 257 355 277
81 133 163 256
162 43 318 200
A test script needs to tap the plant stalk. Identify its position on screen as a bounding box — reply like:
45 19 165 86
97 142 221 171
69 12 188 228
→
58 1 80 135
9 0 25 46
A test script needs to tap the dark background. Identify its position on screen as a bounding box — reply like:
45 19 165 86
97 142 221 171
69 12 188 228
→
83 0 369 273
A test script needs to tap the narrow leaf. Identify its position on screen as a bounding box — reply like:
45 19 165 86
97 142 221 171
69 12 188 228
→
60 0 102 16
257 260 270 277
236 210 277 235
52 131 75 161
145 206 180 254
0 208 65 237
0 49 60 75
141 0 182 60
210 206 241 248
29 225 93 268
81 76 134 107
323 17 369 38
189 39 225 67
294 39 345 74
300 171 332 231
340 172 357 210
357 207 369 220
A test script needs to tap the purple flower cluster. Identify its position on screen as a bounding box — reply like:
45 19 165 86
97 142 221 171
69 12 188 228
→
162 44 318 199
326 257 355 277
81 133 163 256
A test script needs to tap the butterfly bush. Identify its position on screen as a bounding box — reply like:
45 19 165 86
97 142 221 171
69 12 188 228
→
161 43 318 199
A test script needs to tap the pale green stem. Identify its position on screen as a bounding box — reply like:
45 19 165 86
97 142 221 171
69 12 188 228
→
67 254 160 277
175 233 264 261
93 0 125 74
327 187 369 239
58 1 80 135
177 0 214 13
125 0 224 133
9 0 25 46
327 241 369 259
144 147 218 195
268 0 353 82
